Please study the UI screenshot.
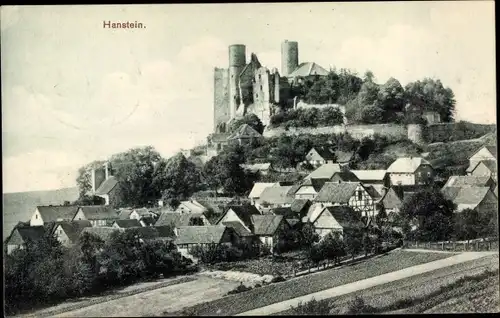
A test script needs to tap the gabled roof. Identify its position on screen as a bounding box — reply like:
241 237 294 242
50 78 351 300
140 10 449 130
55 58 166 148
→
113 219 142 228
290 199 312 214
367 184 387 197
334 150 355 163
299 178 329 192
133 208 154 218
387 157 432 173
314 182 361 203
444 175 493 188
251 215 285 236
324 206 364 229
306 163 343 180
178 200 208 213
452 187 492 205
219 205 261 228
381 188 404 209
57 220 92 242
78 205 118 220
81 227 120 242
7 226 46 245
95 176 118 195
258 186 295 205
155 225 175 238
289 62 328 78
221 221 253 237
305 203 326 223
307 146 336 161
118 209 134 219
476 160 497 173
175 226 229 245
155 212 206 227
470 145 497 160
441 186 462 201
351 170 387 181
36 205 79 223
227 124 263 140
270 207 296 219
248 182 278 199
331 171 360 182
125 227 159 240
364 185 382 200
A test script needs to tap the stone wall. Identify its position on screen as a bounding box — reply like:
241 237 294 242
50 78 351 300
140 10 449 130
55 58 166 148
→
263 124 408 140
425 122 496 143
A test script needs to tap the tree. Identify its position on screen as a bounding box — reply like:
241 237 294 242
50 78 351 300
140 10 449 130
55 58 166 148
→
337 68 363 105
400 188 455 241
152 153 203 204
228 113 264 134
75 160 106 200
344 229 364 260
378 77 405 121
301 223 320 258
404 78 456 122
363 70 375 83
320 232 345 265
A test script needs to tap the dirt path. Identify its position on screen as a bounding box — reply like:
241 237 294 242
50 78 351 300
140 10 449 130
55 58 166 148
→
50 276 239 317
236 252 496 316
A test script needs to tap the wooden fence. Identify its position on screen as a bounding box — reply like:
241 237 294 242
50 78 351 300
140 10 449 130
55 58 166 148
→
404 237 499 252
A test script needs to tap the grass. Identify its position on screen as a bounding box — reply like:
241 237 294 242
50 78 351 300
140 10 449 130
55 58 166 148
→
278 254 498 315
167 250 454 316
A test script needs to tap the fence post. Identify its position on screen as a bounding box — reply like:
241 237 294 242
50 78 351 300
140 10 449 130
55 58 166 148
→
441 242 445 250
489 241 492 251
415 241 418 248
464 242 467 251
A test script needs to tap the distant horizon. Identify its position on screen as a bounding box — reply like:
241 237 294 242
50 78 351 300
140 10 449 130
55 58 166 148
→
2 2 496 193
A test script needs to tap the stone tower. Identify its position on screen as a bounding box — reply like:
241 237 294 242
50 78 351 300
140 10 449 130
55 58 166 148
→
281 40 299 77
228 44 246 120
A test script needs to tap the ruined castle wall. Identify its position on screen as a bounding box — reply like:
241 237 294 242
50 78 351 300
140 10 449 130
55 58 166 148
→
263 124 408 140
214 68 230 133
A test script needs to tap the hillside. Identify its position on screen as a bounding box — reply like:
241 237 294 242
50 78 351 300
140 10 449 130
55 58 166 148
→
3 187 79 241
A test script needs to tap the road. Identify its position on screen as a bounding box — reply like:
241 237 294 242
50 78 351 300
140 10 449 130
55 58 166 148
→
236 251 497 316
50 276 239 317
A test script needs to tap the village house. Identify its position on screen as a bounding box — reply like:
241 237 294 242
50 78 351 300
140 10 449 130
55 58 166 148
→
72 205 119 227
305 163 344 180
294 178 328 200
468 145 497 170
227 124 263 146
248 182 278 204
379 187 405 215
303 205 364 240
334 150 355 168
290 199 312 219
442 186 497 213
112 219 142 229
467 160 497 182
206 132 230 154
330 170 360 183
29 205 79 227
386 157 434 186
175 225 238 260
175 200 208 214
155 212 210 235
304 146 336 166
216 205 262 233
89 162 120 206
443 175 496 191
351 170 389 188
52 220 92 247
5 226 46 255
80 226 120 242
250 214 290 251
314 182 376 218
256 185 298 209
130 208 157 226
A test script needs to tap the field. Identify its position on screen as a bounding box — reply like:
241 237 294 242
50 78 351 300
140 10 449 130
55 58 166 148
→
279 254 499 315
167 250 455 316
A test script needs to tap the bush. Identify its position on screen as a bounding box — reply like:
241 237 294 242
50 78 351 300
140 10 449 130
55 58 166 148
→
291 298 331 315
347 296 376 314
227 283 252 295
271 275 286 283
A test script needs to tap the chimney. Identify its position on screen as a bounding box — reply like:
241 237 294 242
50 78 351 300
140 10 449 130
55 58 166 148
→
91 168 96 193
104 162 109 180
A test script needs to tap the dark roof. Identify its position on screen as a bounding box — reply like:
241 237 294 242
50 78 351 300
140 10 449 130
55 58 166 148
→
478 160 497 173
364 185 382 200
251 215 285 236
57 220 92 243
113 219 142 228
289 62 328 77
306 163 343 179
314 182 360 203
36 205 79 223
125 227 159 240
258 186 295 205
95 176 118 195
334 150 355 163
227 124 263 140
155 225 175 238
325 206 364 229
155 212 206 227
331 171 360 182
485 146 497 159
221 221 253 237
78 205 118 220
118 209 134 219
381 188 404 209
290 199 312 214
444 175 493 188
175 226 229 245
219 205 261 228
300 178 328 192
286 219 300 227
312 146 336 161
271 207 296 219
7 226 46 245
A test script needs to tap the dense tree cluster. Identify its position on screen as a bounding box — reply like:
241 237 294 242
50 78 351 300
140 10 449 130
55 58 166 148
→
4 230 193 315
228 113 265 135
269 106 344 129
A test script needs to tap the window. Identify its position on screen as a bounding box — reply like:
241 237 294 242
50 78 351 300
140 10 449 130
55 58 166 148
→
427 172 431 177
260 85 263 91
357 190 363 201
35 214 38 219
59 230 62 235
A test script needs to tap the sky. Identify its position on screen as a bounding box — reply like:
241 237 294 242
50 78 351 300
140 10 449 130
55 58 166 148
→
1 2 496 193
